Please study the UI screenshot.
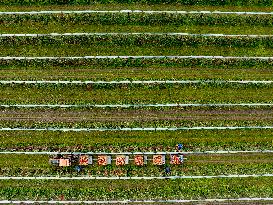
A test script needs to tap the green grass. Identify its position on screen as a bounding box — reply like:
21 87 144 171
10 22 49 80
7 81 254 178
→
2 22 273 35
0 129 272 152
1 44 273 57
1 66 273 81
0 155 49 169
1 84 273 104
0 177 272 200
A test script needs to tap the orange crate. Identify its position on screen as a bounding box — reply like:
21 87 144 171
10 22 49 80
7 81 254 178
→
153 155 165 165
98 155 111 166
134 155 144 166
79 155 89 166
116 155 129 166
170 154 184 165
59 159 71 167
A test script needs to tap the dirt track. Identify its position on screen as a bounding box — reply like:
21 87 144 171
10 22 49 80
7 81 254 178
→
0 108 273 122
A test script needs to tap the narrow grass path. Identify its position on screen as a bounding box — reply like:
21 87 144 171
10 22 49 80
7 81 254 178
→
1 129 271 152
0 177 272 200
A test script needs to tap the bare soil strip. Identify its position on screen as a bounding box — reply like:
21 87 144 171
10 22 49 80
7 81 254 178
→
0 109 272 122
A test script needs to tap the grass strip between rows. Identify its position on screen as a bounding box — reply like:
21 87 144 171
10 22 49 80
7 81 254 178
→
1 84 273 104
1 67 273 81
0 177 272 200
2 44 273 57
0 129 272 152
2 24 273 35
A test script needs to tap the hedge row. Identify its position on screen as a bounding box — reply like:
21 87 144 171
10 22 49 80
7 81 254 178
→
1 57 273 69
1 81 273 89
0 118 271 130
4 34 273 48
1 13 273 26
1 0 273 6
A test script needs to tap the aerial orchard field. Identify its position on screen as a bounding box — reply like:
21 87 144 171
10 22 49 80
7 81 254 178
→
0 0 273 204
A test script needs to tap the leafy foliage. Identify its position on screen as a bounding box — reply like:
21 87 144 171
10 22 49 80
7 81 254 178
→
1 13 273 26
1 0 273 6
2 57 273 69
3 34 273 48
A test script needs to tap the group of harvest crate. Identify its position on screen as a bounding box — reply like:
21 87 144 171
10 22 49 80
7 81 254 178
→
49 152 185 167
